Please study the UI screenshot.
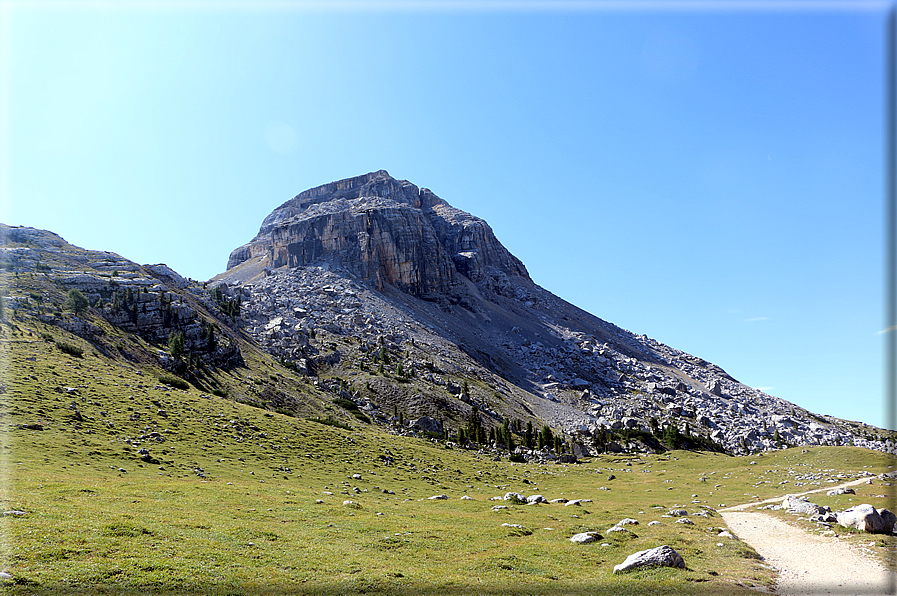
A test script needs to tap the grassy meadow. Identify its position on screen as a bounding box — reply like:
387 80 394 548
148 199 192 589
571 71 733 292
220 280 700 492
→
2 319 895 594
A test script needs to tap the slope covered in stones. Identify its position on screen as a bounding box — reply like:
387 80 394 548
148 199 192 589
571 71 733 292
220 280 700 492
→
215 171 893 456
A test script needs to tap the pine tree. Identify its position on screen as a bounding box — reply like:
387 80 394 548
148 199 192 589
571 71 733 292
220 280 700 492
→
540 425 554 451
168 331 185 359
65 289 89 316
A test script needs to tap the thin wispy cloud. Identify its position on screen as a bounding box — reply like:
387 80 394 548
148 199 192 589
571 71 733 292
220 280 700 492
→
755 386 774 393
744 316 769 322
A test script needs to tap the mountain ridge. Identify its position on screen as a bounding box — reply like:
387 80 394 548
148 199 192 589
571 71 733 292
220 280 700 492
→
2 170 892 457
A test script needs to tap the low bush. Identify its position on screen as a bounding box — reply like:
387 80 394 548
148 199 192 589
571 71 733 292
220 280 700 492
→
158 374 189 390
333 398 359 411
56 342 83 358
307 417 351 431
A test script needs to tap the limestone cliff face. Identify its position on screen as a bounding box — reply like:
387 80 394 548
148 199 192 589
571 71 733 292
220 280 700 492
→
226 171 529 298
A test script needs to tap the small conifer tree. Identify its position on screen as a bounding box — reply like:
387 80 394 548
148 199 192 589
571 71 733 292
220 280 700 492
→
66 289 89 316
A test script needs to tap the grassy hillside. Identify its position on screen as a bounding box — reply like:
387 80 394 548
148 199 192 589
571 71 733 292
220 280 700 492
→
2 313 896 594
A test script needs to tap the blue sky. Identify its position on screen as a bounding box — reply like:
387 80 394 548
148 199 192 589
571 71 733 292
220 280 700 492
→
2 1 893 429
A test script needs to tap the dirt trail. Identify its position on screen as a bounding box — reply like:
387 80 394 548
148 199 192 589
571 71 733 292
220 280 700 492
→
718 479 895 595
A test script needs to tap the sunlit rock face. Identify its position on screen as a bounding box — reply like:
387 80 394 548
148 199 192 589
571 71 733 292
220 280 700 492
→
226 170 529 299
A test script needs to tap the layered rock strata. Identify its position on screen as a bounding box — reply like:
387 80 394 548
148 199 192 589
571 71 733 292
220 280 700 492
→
226 170 528 299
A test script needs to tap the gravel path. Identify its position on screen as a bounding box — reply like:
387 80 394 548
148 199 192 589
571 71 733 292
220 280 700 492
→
719 480 895 595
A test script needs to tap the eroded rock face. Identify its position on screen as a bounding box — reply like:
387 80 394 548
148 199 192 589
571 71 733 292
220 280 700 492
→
226 170 529 298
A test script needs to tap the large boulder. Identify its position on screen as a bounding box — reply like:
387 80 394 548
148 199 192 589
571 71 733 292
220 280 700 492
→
410 416 443 434
613 545 685 573
837 504 895 534
570 532 602 544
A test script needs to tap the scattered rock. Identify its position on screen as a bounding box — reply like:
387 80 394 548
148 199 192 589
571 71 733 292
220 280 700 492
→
428 494 448 500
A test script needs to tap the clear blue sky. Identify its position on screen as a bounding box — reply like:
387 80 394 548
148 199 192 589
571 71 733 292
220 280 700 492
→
2 1 892 429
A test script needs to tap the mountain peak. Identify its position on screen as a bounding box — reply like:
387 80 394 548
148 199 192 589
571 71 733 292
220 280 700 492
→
225 172 528 298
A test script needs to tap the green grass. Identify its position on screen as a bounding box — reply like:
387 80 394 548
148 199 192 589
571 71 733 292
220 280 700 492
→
2 312 895 594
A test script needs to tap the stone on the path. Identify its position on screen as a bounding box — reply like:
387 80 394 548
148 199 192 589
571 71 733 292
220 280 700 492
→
613 545 685 573
826 487 855 496
837 504 895 533
570 531 601 544
783 495 825 515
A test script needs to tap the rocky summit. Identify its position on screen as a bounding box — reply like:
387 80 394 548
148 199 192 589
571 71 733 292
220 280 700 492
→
225 169 527 301
212 170 890 456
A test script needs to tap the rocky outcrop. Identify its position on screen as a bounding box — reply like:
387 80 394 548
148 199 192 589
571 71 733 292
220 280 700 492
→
0 224 242 369
225 170 528 299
